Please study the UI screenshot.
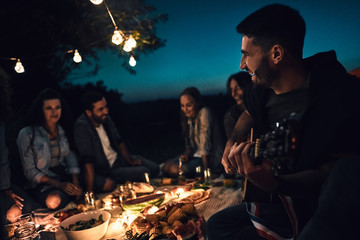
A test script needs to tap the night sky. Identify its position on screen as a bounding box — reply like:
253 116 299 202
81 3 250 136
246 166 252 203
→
68 0 360 103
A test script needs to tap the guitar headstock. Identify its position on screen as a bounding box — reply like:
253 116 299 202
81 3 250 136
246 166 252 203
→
249 113 300 175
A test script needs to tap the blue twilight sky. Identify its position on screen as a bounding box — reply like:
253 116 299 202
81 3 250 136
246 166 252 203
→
68 0 360 103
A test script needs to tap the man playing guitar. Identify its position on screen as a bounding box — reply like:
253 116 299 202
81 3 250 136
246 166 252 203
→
207 4 360 240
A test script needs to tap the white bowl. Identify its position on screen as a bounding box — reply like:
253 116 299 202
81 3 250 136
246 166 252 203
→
59 210 111 240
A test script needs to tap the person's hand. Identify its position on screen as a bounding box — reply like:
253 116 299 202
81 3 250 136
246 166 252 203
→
221 140 238 173
230 141 278 192
179 153 190 163
58 182 83 197
129 157 142 166
4 189 24 209
73 183 83 199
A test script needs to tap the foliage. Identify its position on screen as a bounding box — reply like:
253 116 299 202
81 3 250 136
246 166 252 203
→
0 0 167 88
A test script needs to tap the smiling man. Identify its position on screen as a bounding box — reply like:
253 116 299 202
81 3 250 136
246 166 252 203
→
73 91 159 194
207 4 360 240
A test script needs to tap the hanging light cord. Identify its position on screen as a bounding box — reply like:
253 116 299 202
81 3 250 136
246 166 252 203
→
104 0 117 29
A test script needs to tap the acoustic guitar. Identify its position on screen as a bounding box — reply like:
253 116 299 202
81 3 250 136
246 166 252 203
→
241 113 300 202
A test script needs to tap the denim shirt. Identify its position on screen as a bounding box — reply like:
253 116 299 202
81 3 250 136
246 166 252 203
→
0 122 11 190
17 125 80 187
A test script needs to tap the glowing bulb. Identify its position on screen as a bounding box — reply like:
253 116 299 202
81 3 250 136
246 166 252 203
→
73 49 82 63
123 35 137 52
129 56 136 67
123 43 132 52
90 0 103 5
112 29 123 45
127 35 137 48
14 59 25 73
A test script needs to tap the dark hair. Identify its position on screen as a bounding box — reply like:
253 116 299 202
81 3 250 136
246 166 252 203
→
81 91 104 111
28 88 64 127
0 67 12 121
236 4 306 60
179 87 204 136
226 71 252 96
24 88 73 151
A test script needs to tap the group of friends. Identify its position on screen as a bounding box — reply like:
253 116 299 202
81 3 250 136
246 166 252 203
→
1 3 360 239
0 67 250 227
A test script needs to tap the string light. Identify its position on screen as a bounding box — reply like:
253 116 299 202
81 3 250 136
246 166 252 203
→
14 59 25 73
127 35 137 49
4 0 149 73
123 35 137 52
129 55 136 67
73 49 82 63
112 28 123 45
90 0 103 5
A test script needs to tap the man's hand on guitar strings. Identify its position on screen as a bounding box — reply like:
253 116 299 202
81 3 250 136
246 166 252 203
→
221 141 238 173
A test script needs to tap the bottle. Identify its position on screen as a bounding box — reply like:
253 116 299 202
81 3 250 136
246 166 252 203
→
178 157 185 184
203 168 212 186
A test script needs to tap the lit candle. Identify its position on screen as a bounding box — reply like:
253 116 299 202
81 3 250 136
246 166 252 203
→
144 172 150 184
175 188 184 198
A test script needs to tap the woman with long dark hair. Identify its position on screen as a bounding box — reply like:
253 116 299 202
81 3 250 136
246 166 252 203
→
17 88 82 210
162 87 225 178
223 71 252 139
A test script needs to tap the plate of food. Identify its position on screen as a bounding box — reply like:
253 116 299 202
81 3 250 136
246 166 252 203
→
132 182 155 194
128 202 206 240
59 210 111 240
179 189 211 205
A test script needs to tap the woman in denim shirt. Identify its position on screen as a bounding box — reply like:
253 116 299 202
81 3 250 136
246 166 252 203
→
17 89 82 209
162 87 225 178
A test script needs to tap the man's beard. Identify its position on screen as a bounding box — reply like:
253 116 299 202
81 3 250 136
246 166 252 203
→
92 114 107 124
253 55 279 88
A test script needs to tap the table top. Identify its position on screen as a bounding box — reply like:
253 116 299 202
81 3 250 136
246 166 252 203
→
35 183 243 240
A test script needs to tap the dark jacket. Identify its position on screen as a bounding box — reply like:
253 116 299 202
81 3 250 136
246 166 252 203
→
244 50 360 230
73 113 125 177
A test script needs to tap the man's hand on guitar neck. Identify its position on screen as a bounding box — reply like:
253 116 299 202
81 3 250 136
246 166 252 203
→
229 141 280 193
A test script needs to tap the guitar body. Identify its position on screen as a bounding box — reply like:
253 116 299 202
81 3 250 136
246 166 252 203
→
241 113 300 202
242 178 272 202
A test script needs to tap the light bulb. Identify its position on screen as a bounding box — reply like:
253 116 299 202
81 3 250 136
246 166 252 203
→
14 59 25 73
129 56 136 67
123 41 132 52
112 29 123 45
127 35 137 49
73 49 82 63
90 0 103 5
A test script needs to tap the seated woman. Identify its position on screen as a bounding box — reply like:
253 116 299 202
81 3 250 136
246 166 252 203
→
162 87 225 178
17 89 83 210
223 71 252 139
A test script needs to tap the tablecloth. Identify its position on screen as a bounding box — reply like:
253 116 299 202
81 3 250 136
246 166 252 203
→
41 185 243 240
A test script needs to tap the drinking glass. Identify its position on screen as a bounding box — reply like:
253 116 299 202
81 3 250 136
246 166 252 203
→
84 192 96 211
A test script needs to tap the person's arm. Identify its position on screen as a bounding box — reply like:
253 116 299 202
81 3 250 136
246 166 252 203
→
222 111 255 173
229 141 334 196
39 175 82 196
118 142 141 165
180 148 194 163
83 163 95 193
73 118 97 192
196 108 212 169
201 155 210 170
16 128 46 184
